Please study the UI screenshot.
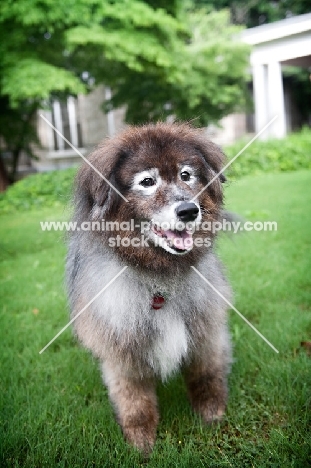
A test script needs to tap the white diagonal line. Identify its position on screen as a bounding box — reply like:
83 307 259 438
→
191 115 278 202
191 266 279 353
40 113 128 202
39 266 128 354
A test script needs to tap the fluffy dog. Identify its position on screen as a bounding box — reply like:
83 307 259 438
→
66 122 232 453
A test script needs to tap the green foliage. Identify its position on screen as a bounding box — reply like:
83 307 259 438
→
2 59 85 106
103 9 250 125
225 127 311 178
0 167 77 214
0 0 186 108
0 1 250 159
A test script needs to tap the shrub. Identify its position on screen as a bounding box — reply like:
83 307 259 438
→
0 167 77 214
225 127 311 178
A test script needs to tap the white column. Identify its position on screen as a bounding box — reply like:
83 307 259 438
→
67 96 79 147
38 109 54 150
105 87 115 136
267 61 286 138
252 63 269 139
53 101 65 150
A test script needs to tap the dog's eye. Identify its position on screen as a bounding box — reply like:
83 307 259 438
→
140 177 155 187
180 171 191 182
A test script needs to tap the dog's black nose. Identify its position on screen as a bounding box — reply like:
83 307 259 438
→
176 202 199 222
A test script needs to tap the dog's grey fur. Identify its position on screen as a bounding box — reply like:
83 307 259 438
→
66 122 232 453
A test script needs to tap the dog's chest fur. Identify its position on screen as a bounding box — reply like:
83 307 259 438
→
146 310 188 380
71 246 227 381
88 261 191 379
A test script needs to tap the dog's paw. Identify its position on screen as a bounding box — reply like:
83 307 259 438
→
195 399 226 424
186 371 228 424
123 424 156 454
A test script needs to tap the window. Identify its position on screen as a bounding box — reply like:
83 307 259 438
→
51 97 83 150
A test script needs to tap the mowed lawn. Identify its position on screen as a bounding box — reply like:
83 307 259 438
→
0 170 310 467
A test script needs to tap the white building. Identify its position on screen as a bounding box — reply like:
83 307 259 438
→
35 86 125 171
242 12 311 140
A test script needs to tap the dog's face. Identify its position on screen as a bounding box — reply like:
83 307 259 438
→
130 165 201 255
77 123 226 269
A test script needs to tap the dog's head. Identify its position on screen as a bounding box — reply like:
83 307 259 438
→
76 122 226 268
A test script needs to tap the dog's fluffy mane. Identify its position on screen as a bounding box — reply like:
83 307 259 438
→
71 122 226 271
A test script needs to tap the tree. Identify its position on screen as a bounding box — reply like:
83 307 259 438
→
0 0 250 187
102 9 250 124
193 0 311 27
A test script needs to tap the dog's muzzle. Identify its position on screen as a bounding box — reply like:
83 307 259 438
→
147 201 201 255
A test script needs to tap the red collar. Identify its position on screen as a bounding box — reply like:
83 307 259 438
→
151 294 165 310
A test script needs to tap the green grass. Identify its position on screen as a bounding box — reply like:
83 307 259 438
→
1 170 311 467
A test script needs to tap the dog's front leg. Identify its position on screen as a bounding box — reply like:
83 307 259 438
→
184 335 231 424
102 364 159 453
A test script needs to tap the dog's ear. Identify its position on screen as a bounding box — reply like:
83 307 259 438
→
90 177 121 220
200 141 226 177
76 140 123 219
189 133 228 204
193 136 227 184
219 173 227 183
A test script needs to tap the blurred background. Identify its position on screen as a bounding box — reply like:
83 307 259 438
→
0 0 310 189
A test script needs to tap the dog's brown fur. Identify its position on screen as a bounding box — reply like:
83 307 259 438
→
66 122 232 453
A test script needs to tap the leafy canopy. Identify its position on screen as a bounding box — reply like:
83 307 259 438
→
0 0 249 124
0 0 184 105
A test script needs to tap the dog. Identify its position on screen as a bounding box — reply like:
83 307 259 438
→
66 122 232 453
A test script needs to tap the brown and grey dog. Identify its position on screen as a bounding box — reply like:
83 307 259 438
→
66 122 232 453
